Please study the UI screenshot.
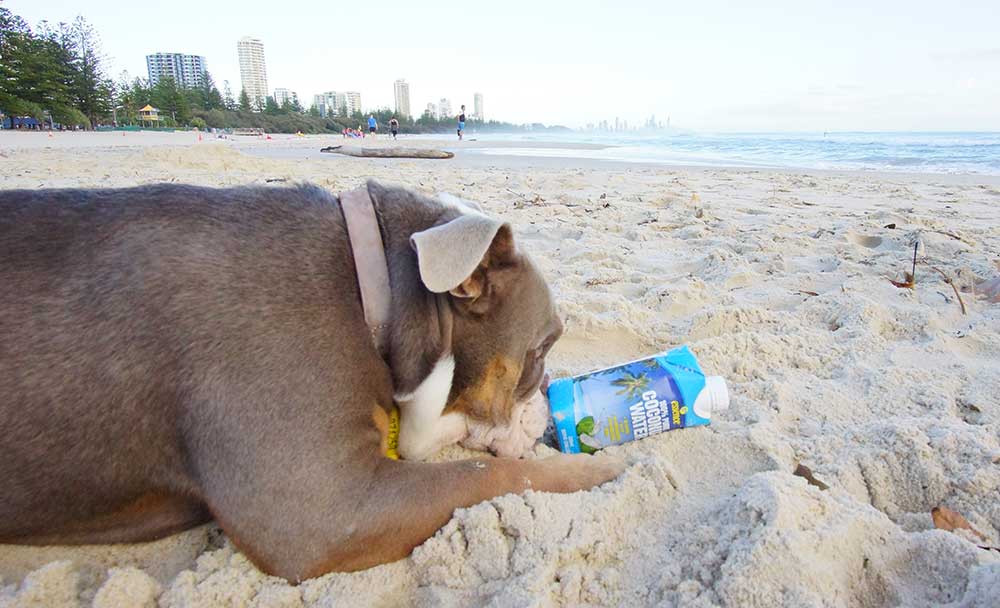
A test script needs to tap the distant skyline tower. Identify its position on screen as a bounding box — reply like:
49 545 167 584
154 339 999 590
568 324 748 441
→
272 88 298 108
393 79 411 118
145 52 206 88
312 91 362 117
342 91 362 115
425 102 438 118
438 98 452 120
237 36 268 111
473 92 484 120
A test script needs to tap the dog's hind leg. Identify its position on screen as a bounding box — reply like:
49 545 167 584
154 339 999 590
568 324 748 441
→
2 493 211 546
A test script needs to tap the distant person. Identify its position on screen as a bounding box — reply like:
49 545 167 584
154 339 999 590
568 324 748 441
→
368 115 377 137
389 117 399 140
457 105 466 140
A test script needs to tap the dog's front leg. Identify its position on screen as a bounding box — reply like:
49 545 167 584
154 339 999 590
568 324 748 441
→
288 454 626 580
189 399 624 582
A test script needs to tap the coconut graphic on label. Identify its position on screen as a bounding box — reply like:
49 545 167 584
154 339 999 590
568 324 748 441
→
575 415 602 453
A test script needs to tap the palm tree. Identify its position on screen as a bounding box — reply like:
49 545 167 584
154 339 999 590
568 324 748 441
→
612 371 650 399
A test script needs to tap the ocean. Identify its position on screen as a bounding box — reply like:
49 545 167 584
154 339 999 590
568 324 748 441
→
468 131 1000 175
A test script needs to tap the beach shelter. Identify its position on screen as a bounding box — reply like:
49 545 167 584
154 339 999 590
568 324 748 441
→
138 105 160 128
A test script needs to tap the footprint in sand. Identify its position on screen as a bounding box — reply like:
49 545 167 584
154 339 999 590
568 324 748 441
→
845 231 884 249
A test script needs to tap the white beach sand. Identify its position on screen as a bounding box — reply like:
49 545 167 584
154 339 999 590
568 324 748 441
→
1 131 998 607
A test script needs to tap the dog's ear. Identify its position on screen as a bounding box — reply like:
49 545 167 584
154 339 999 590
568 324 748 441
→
437 191 484 213
411 214 516 300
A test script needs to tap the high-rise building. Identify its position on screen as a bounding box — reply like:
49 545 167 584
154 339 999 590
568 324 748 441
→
313 91 362 117
272 88 298 108
425 102 438 118
312 93 328 116
473 92 484 120
438 98 452 120
393 79 411 118
237 37 268 111
342 92 362 116
145 53 207 88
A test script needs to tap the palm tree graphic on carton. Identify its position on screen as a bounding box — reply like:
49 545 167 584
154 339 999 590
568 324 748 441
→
612 371 651 399
575 368 651 453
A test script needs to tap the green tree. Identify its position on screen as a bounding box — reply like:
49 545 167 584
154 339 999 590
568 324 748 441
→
222 80 236 110
200 72 224 111
68 16 113 126
0 8 35 116
149 76 189 125
238 88 251 112
263 95 280 115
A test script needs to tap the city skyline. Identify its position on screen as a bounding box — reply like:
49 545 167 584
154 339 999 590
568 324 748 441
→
9 0 1000 131
145 42 480 122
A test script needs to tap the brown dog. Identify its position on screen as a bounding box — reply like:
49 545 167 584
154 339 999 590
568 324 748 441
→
0 181 624 582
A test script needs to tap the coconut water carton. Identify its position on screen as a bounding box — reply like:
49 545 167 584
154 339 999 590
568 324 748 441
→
547 345 729 454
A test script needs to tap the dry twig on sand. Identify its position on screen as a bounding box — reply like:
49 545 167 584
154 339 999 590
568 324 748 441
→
889 242 919 289
886 242 967 315
926 266 967 315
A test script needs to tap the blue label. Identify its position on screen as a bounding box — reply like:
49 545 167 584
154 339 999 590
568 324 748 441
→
547 346 710 454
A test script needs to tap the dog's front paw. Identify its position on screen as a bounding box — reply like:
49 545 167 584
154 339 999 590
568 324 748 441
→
533 453 628 493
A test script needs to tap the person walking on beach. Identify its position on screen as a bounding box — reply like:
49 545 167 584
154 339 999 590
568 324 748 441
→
457 105 466 141
389 117 399 140
367 115 378 138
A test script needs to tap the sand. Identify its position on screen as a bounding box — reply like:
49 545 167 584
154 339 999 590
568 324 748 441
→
1 131 998 607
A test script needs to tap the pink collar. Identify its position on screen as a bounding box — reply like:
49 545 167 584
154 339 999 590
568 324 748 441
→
340 187 391 357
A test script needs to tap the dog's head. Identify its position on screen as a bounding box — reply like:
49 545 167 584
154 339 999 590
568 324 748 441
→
409 194 562 457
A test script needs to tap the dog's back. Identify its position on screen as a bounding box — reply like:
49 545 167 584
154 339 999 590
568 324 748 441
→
0 184 376 541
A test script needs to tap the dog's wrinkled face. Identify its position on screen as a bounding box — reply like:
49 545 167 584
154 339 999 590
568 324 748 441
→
408 197 563 458
446 253 563 456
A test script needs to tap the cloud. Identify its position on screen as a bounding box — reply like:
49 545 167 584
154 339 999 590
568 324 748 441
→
932 48 1000 62
808 84 863 97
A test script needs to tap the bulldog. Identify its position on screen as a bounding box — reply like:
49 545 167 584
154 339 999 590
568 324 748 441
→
0 180 624 582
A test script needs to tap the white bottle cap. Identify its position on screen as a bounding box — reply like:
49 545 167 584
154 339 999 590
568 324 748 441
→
692 376 730 419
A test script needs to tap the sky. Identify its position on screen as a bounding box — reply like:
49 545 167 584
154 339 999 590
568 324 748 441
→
9 0 1000 131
